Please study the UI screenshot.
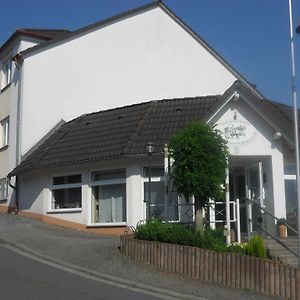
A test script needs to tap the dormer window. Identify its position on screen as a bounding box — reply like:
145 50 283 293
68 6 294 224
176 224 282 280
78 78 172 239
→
1 60 12 90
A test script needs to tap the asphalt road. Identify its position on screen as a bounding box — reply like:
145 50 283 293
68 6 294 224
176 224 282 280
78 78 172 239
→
0 245 169 300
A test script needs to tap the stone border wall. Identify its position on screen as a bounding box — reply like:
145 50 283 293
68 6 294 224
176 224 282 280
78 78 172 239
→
120 236 300 299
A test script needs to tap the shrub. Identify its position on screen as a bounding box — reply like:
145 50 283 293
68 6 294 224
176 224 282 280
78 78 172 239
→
246 235 266 258
227 242 248 255
135 219 227 252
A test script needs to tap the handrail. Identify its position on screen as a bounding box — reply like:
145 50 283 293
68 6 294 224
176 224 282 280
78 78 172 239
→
246 198 298 235
249 217 299 258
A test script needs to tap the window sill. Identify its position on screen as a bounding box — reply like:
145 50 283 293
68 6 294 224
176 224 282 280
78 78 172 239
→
47 208 82 214
0 83 12 94
0 145 8 152
87 222 126 227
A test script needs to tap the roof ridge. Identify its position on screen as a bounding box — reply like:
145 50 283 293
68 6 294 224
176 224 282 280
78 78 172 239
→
80 95 219 118
122 101 157 155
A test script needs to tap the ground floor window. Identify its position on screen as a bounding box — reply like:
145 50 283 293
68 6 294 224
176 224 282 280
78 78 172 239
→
91 169 126 224
51 174 82 210
143 166 180 221
0 177 8 200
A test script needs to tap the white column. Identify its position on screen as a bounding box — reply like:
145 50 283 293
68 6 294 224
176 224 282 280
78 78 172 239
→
225 166 231 244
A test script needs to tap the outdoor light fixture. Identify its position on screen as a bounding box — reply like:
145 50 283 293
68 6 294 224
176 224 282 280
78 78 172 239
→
146 142 154 155
273 132 282 140
146 142 155 219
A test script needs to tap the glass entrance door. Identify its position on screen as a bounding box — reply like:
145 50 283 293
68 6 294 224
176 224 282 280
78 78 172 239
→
246 162 264 233
234 173 246 233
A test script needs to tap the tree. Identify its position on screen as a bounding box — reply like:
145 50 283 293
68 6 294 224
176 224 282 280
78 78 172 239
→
169 121 228 232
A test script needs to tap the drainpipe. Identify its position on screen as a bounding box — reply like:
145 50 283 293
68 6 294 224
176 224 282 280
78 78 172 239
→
7 176 18 213
13 53 24 166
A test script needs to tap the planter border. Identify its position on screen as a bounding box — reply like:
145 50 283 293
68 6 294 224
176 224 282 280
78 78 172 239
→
120 235 300 299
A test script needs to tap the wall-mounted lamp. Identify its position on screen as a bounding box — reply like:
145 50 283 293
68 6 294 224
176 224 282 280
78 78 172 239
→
273 132 282 140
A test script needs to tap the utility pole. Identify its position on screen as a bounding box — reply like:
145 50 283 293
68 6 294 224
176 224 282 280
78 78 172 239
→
288 0 300 267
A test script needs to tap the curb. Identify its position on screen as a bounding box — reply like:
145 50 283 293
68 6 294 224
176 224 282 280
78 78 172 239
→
0 238 207 300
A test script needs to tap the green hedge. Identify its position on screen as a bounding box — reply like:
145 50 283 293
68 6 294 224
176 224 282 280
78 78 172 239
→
135 219 266 258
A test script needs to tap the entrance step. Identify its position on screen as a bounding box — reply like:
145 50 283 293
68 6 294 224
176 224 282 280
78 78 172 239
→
265 237 299 268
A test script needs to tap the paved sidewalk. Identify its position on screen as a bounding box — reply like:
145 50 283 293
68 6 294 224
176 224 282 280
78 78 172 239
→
0 214 275 300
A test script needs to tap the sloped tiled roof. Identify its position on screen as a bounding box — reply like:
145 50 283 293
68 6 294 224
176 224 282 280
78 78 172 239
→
9 96 220 176
225 81 297 144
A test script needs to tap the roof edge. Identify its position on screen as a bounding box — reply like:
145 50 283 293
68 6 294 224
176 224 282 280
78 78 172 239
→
157 1 264 100
20 1 161 58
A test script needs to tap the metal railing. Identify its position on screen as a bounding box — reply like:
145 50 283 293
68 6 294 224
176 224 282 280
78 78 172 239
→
246 198 298 258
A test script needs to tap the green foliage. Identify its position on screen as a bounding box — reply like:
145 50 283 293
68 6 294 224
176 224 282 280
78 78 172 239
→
169 121 228 206
245 235 266 258
227 242 248 255
135 220 268 259
135 219 227 252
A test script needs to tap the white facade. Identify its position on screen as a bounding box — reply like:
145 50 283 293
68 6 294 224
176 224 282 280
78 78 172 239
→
15 89 297 239
20 6 237 154
0 3 248 208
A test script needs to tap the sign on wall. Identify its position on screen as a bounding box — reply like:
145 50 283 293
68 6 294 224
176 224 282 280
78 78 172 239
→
215 121 256 145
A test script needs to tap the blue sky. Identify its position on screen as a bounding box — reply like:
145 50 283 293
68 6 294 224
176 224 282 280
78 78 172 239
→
1 0 299 106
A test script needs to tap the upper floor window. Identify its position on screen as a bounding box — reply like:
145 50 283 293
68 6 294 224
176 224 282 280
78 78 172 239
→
1 60 12 90
0 117 9 148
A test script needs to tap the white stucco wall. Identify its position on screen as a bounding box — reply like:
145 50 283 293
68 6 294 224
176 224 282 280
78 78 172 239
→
21 6 236 153
211 96 286 222
18 158 158 227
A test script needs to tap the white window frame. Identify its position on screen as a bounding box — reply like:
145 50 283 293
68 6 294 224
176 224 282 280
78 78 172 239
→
0 177 8 201
1 60 12 90
0 117 9 148
142 166 181 222
89 170 126 227
142 166 194 223
48 174 82 213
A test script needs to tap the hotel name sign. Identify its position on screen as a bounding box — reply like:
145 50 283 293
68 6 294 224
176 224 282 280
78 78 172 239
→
216 121 256 145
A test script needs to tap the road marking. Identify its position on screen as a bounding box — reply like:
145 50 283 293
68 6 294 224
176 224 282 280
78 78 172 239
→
1 243 209 300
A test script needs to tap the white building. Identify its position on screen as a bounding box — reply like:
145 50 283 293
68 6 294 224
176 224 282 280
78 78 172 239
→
0 2 298 238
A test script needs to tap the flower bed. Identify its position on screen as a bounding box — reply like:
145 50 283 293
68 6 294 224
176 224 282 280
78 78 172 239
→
120 221 300 299
120 235 300 299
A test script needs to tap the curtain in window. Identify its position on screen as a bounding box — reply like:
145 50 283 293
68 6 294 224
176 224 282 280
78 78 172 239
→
98 184 126 223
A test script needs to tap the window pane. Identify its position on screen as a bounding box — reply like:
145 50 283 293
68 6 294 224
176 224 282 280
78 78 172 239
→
92 169 126 181
92 184 126 223
143 167 164 178
285 180 297 215
144 182 178 220
0 118 9 147
284 165 297 176
53 174 81 185
0 178 8 199
52 187 81 209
